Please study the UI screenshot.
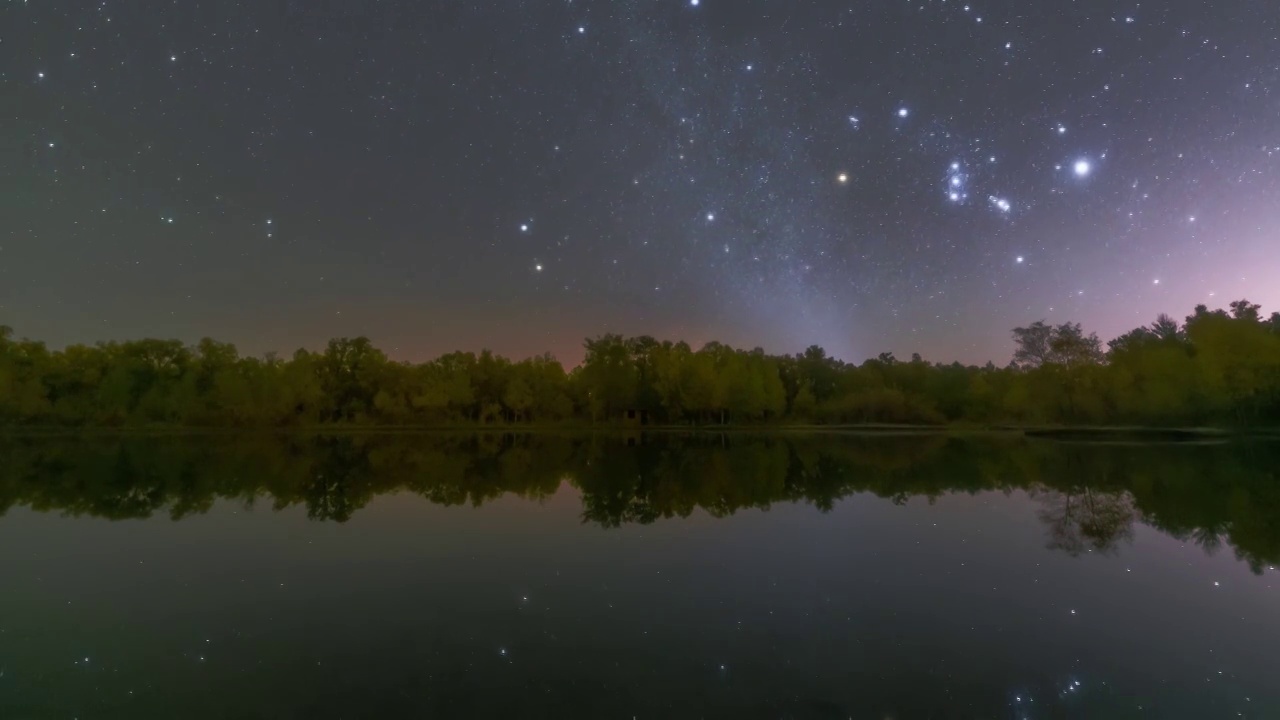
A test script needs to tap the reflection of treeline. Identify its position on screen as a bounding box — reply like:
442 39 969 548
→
2 299 1278 428
2 434 1278 572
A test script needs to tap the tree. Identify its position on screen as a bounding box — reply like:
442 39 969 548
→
1013 321 1102 368
578 334 637 421
503 376 534 421
318 337 387 421
1012 321 1054 367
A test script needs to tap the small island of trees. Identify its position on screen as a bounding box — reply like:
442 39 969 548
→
1 299 1278 428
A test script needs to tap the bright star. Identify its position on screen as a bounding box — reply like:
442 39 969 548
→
706 212 715 222
520 224 529 232
1016 256 1024 263
1074 159 1092 177
989 196 1011 212
950 176 962 187
1057 125 1066 134
577 26 585 34
535 264 543 272
948 192 960 202
837 173 848 184
690 0 699 5
38 71 46 79
897 107 909 118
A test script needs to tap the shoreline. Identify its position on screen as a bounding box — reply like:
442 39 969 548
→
1 423 1275 441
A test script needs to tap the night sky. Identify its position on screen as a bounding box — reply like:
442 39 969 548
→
6 1 1279 364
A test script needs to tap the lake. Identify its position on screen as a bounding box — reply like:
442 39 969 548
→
1 432 1277 718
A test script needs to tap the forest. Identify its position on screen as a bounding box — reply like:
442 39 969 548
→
1 299 1279 428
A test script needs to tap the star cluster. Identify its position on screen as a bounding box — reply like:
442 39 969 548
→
5 0 1279 361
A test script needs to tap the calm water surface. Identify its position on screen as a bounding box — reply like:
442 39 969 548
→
1 433 1278 718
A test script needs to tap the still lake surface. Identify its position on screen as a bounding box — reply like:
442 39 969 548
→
0 432 1278 719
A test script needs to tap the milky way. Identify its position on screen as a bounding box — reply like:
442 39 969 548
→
5 0 1279 362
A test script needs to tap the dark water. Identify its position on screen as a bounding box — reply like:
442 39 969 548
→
1 433 1278 719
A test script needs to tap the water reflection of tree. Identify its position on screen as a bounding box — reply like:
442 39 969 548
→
1 433 1278 572
1034 488 1135 556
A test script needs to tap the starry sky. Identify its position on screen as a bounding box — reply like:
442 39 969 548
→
5 0 1279 364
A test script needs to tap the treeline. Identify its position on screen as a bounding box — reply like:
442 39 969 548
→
2 434 1278 572
2 298 1279 427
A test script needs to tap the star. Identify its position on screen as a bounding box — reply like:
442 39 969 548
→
706 212 716 222
690 0 700 5
837 172 848 184
520 223 529 232
535 263 543 272
1016 256 1024 263
897 107 909 118
1073 159 1092 177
